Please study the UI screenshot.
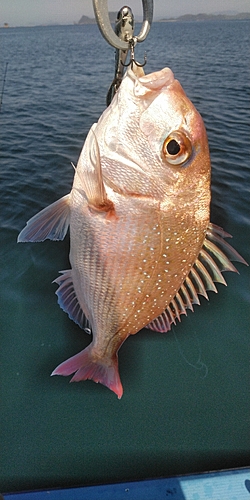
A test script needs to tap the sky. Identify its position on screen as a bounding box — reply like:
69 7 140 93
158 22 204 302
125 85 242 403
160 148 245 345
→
0 0 250 26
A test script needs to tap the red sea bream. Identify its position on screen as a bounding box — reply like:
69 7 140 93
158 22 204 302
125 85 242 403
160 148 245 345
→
18 66 247 398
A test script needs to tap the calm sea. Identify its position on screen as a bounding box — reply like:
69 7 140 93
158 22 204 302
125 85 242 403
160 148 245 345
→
1 20 249 492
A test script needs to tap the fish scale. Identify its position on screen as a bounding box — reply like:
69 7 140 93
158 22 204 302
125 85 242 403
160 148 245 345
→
74 203 161 337
72 185 209 340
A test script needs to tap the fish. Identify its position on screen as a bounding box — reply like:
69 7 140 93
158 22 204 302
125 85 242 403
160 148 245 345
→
18 65 247 398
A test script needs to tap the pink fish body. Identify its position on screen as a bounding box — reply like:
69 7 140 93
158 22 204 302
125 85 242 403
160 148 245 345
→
18 66 247 398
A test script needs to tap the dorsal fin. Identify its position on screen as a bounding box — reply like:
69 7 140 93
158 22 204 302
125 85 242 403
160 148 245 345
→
53 270 91 333
146 223 248 333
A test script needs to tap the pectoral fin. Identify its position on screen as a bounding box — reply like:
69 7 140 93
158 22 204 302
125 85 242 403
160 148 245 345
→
17 194 70 242
77 126 115 214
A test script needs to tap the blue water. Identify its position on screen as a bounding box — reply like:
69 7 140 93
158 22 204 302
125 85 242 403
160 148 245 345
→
1 21 249 492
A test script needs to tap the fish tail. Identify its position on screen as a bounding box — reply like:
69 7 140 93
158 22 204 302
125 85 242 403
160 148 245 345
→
51 345 123 399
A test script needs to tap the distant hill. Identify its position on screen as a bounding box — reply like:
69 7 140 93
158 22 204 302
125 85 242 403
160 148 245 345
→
77 15 95 25
77 11 250 25
160 12 250 22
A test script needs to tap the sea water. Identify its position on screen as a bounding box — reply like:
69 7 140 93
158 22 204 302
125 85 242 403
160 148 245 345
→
0 20 249 492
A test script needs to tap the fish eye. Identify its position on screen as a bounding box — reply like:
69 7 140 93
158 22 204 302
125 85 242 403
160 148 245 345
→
166 139 180 155
162 131 192 166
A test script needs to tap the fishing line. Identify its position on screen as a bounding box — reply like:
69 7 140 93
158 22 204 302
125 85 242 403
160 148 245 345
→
172 325 208 379
0 62 8 112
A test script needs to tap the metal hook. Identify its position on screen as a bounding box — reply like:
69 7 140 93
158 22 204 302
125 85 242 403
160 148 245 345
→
106 6 135 105
92 0 153 50
121 38 147 68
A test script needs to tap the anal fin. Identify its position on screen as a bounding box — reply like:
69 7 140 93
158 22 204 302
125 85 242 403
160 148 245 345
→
53 270 91 332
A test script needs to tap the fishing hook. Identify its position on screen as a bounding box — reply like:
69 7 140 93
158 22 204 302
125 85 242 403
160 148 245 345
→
106 6 135 105
92 0 153 50
121 38 147 68
94 1 153 105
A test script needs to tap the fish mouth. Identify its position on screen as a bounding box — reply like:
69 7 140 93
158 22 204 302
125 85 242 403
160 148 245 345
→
127 65 175 95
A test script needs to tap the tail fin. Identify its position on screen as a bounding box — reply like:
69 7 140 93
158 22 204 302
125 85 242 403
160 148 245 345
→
51 344 123 399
